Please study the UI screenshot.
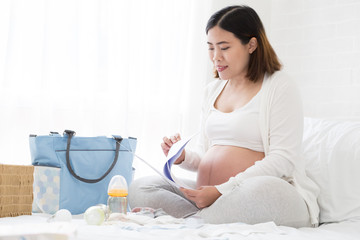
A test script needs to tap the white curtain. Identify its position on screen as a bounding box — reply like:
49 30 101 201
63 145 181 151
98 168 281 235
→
0 0 213 177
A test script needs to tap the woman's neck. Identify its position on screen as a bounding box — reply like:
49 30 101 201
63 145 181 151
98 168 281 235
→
227 73 264 92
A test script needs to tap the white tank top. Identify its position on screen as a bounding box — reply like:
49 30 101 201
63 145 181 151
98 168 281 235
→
205 84 264 152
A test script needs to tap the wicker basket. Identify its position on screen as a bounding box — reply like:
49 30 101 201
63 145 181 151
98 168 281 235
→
0 164 34 218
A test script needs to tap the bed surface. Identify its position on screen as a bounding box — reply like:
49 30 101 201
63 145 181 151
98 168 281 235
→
1 213 360 240
1 118 360 239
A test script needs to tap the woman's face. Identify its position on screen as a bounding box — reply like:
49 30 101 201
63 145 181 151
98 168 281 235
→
207 26 251 81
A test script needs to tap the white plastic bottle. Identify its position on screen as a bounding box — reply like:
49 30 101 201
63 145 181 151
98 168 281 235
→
107 175 128 215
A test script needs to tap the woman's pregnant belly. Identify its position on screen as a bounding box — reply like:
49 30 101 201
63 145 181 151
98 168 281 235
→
196 145 265 188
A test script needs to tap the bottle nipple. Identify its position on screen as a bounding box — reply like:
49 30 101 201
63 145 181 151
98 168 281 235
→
108 175 128 197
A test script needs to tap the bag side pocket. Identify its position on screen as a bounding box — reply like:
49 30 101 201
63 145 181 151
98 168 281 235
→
32 166 60 214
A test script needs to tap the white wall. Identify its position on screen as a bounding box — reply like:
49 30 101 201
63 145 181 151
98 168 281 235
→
269 0 360 120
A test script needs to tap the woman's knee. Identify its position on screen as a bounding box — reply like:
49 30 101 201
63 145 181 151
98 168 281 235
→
128 176 163 206
129 176 165 191
128 176 177 205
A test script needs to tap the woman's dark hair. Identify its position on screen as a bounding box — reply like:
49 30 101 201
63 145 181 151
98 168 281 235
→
206 5 281 82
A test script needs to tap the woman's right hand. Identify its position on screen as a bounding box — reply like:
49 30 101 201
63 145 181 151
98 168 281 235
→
161 133 185 164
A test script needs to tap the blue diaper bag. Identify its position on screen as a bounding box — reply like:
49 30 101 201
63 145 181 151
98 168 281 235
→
29 130 137 214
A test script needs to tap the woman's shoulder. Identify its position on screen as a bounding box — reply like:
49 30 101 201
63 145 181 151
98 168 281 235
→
264 70 298 92
265 70 293 84
205 79 227 89
204 79 227 96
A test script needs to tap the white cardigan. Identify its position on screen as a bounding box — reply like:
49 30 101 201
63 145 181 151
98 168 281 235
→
180 71 320 226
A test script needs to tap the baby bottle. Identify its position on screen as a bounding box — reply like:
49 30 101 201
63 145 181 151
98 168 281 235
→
107 175 128 215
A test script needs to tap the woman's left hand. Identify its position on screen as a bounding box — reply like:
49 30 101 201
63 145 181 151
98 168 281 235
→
180 186 221 209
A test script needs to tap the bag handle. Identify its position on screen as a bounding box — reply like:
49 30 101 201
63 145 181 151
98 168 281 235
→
64 130 123 184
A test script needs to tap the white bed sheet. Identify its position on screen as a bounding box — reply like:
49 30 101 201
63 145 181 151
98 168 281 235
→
1 214 360 240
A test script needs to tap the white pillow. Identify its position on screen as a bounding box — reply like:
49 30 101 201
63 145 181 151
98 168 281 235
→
303 118 360 223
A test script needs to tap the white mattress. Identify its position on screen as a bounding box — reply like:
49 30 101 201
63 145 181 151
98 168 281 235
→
1 213 360 240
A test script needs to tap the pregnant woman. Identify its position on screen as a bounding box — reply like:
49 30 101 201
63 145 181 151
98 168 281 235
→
128 5 320 228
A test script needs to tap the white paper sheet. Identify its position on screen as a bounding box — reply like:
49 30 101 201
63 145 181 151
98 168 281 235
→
123 133 197 189
163 133 197 189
